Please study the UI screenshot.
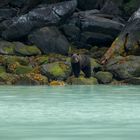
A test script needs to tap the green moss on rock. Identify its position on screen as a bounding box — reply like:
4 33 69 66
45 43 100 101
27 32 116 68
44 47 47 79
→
15 65 33 74
41 62 71 80
0 41 15 55
0 72 19 85
15 45 41 56
67 76 98 85
35 55 49 65
0 66 6 74
95 71 113 84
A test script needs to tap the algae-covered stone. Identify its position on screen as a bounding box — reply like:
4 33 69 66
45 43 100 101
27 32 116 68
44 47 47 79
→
0 41 15 55
124 77 140 85
7 61 33 74
14 65 33 74
3 56 29 66
0 72 19 85
35 55 49 65
95 71 113 84
15 73 48 85
67 76 98 85
41 62 71 80
49 81 65 86
0 66 6 74
14 42 41 56
105 55 140 80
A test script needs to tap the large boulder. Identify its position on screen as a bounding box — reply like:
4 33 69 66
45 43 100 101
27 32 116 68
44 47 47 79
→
41 62 71 80
0 72 19 85
29 26 70 55
95 71 113 84
14 42 41 56
63 10 124 48
0 41 15 55
67 76 98 85
105 55 140 80
124 77 140 85
80 15 124 37
77 0 105 10
123 0 140 18
9 0 43 14
100 0 122 16
0 0 11 7
1 0 77 41
15 73 48 85
0 40 41 56
101 7 140 64
0 8 17 22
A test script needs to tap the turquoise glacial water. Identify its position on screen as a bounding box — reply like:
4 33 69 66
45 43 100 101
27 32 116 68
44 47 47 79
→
0 85 140 140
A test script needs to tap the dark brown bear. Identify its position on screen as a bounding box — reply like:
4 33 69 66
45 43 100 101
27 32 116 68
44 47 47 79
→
71 54 91 78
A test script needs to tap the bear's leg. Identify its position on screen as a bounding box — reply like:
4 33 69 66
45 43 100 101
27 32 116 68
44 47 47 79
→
82 66 91 78
71 63 80 78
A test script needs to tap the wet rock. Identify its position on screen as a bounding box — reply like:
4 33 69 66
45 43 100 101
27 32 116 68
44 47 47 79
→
49 80 65 86
14 42 41 56
80 32 113 47
0 41 41 56
0 66 6 74
7 60 33 74
80 15 124 38
0 0 11 7
61 24 81 42
100 0 122 16
105 55 140 80
35 55 49 65
29 26 70 55
90 46 108 59
0 41 15 55
0 72 19 85
77 0 105 10
67 76 98 85
95 71 113 84
65 9 124 48
124 77 140 85
101 8 140 64
4 55 29 66
9 0 42 14
123 0 140 18
15 73 48 85
41 62 71 80
1 0 77 40
0 8 17 22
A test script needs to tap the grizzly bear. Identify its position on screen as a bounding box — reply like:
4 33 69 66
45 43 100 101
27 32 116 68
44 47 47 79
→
71 54 91 78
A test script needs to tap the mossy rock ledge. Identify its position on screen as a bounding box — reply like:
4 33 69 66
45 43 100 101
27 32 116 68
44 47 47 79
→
41 62 71 80
95 71 113 84
67 76 98 85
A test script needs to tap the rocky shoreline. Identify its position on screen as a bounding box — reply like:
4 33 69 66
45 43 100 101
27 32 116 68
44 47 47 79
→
0 0 140 85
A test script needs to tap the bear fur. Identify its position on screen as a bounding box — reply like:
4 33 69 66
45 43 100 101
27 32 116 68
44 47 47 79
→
71 54 91 78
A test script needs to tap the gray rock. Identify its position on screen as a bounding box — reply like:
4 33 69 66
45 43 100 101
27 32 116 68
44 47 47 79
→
29 26 70 55
1 0 77 40
41 62 71 80
105 55 140 80
63 9 124 48
95 71 113 84
0 8 17 22
101 7 140 64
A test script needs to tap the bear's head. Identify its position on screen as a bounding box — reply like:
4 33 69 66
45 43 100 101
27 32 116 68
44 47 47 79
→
71 54 80 63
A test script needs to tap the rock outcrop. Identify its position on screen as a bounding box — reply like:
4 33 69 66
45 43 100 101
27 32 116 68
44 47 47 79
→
0 0 140 85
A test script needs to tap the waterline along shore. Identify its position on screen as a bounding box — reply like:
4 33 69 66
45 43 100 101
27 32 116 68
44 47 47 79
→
0 0 140 85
